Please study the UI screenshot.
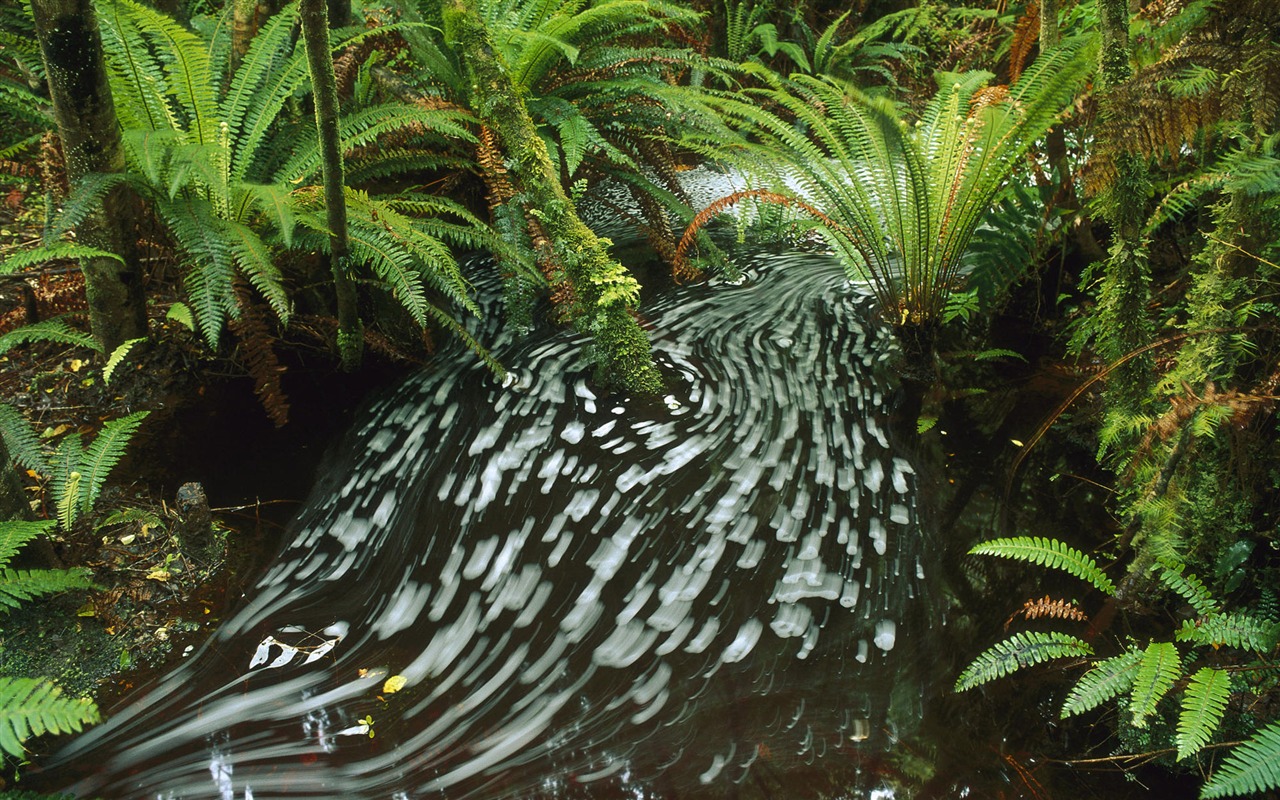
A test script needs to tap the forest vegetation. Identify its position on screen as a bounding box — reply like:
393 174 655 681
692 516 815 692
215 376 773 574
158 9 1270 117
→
0 0 1278 796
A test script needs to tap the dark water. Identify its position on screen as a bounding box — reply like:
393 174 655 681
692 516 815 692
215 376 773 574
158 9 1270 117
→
48 252 928 799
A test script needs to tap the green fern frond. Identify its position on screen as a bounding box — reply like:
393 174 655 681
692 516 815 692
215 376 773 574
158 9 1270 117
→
98 0 175 133
1201 719 1280 798
57 471 81 531
1061 647 1143 718
1177 667 1231 760
1157 561 1220 616
1130 641 1181 728
955 631 1093 691
0 243 125 276
103 338 146 385
222 2 302 152
223 220 290 324
76 411 149 516
47 173 131 242
0 318 99 356
0 520 57 569
47 433 81 533
0 403 50 473
0 567 96 613
235 183 298 246
158 197 236 347
1176 613 1279 653
969 536 1115 595
0 677 100 758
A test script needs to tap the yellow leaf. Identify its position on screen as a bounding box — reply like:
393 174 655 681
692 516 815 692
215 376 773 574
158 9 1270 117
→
383 675 407 694
146 569 171 581
76 603 96 617
69 358 84 372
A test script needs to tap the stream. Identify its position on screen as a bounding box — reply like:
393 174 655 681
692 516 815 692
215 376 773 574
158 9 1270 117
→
48 250 932 799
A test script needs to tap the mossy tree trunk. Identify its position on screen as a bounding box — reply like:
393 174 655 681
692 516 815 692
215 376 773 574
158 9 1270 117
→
300 0 362 370
441 0 662 394
30 0 147 354
1093 0 1153 417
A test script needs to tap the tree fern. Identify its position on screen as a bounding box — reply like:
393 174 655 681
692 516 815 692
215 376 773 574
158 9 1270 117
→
1200 719 1280 798
0 403 50 473
1129 641 1181 728
969 536 1116 595
76 411 149 515
0 677 100 758
955 631 1093 691
1060 647 1143 718
1176 667 1231 760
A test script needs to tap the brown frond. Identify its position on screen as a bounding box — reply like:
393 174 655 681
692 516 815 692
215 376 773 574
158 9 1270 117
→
229 283 290 428
1007 0 1040 83
674 189 843 281
1004 595 1089 629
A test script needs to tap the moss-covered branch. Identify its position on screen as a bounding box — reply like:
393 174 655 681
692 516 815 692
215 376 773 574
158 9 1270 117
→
441 0 662 394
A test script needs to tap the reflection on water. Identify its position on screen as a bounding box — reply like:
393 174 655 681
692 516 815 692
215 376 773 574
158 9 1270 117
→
50 252 927 799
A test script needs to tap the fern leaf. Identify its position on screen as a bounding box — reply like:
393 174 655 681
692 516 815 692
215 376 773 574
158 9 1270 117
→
0 403 50 473
76 411 149 516
0 677 100 757
955 631 1093 691
103 338 146 385
1176 613 1279 653
47 173 131 241
0 520 57 570
1201 720 1280 798
223 220 290 324
0 567 96 612
57 471 81 531
0 243 124 276
1130 641 1181 728
1061 647 1143 718
0 319 99 356
1177 667 1231 760
969 537 1116 595
1157 561 1220 616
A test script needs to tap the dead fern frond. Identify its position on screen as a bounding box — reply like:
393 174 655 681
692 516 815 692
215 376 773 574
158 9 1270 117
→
1005 595 1091 629
229 283 290 428
1008 0 1040 83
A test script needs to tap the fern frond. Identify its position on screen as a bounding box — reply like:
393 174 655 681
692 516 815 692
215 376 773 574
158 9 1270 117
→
0 403 49 474
1130 641 1181 728
969 537 1115 595
1201 719 1280 798
0 319 99 356
46 173 132 242
222 2 302 152
0 677 100 757
1157 561 1220 616
56 471 80 531
157 197 236 347
1176 613 1279 653
0 243 124 276
76 411 148 516
1176 667 1231 760
955 631 1093 691
0 567 96 613
103 338 146 385
1061 647 1143 718
0 520 57 570
235 183 298 246
223 220 290 324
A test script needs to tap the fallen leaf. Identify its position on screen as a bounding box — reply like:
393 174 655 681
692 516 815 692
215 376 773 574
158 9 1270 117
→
69 358 85 372
383 674 407 694
146 569 172 581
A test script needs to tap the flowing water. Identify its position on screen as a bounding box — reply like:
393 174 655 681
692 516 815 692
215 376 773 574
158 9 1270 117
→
49 250 930 799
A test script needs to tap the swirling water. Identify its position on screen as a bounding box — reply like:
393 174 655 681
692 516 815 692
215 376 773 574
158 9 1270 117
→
51 251 927 799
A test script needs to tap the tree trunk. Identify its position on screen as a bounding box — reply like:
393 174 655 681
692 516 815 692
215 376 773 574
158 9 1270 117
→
0 438 30 522
441 0 662 394
1094 0 1152 414
30 0 147 354
300 0 362 370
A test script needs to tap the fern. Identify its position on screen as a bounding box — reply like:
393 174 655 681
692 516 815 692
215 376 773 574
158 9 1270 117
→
0 567 96 613
0 243 125 276
1176 613 1279 653
0 319 99 356
1061 647 1143 718
969 537 1116 595
1200 720 1280 798
0 403 50 473
1129 641 1181 728
955 631 1093 691
0 520 57 568
0 677 100 758
1157 561 1220 616
103 338 146 385
76 411 149 515
1176 667 1231 760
